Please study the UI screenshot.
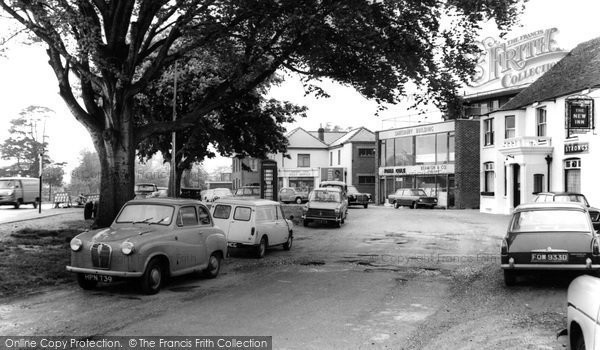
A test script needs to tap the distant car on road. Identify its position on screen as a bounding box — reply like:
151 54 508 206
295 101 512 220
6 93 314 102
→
534 192 600 231
134 183 158 199
302 187 348 228
347 185 371 208
500 202 600 286
67 198 227 294
278 187 309 204
0 177 39 209
388 188 437 209
562 275 600 350
211 198 293 258
233 185 261 199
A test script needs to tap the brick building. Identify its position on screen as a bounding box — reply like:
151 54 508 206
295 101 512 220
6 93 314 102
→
375 119 480 209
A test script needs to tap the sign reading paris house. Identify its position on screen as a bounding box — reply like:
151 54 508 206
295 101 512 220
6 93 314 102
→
566 97 594 137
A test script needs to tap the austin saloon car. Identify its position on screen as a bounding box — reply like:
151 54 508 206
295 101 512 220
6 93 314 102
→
302 187 348 228
388 188 437 209
347 185 371 208
67 198 227 294
501 202 600 286
278 187 309 204
534 192 600 231
560 275 600 350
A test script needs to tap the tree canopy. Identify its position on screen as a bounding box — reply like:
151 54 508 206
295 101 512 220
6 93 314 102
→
0 0 524 225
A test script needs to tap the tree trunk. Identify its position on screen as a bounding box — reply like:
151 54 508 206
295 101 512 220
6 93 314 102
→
168 166 184 198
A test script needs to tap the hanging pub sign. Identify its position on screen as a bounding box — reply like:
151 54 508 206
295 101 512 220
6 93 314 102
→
566 97 594 137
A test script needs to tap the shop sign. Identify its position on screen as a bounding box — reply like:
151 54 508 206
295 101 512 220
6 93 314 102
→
320 167 345 181
566 97 594 137
378 121 454 140
379 164 455 176
564 142 589 154
463 28 567 95
279 168 316 177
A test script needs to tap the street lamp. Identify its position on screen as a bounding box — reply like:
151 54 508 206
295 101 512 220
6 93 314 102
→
545 154 553 192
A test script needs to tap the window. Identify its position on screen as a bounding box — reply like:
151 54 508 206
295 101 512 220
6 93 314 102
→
436 133 448 163
537 108 547 137
178 206 197 226
249 159 258 171
385 138 395 166
533 174 544 194
565 158 581 193
379 140 386 166
359 148 375 157
256 206 276 222
358 176 376 184
394 137 414 166
298 154 310 167
415 134 436 164
330 152 333 166
483 162 495 195
484 118 494 146
213 204 232 219
233 206 252 221
198 206 211 225
505 115 515 139
337 150 341 165
448 132 455 162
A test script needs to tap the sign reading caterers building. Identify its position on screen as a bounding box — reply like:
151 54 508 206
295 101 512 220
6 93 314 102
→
464 28 567 95
378 122 454 140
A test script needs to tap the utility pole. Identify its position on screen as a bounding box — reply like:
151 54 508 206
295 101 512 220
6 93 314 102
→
38 121 47 214
171 61 178 198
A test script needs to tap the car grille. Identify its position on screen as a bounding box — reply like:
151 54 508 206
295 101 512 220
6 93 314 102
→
420 198 437 204
91 243 112 269
306 208 336 219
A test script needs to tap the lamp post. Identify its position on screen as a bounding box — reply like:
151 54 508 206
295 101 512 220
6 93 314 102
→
171 61 178 198
545 154 553 192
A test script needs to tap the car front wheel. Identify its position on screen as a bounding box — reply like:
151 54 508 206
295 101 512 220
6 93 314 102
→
295 197 303 204
411 202 418 209
256 236 267 259
394 201 400 209
203 253 222 278
283 233 293 251
140 258 165 294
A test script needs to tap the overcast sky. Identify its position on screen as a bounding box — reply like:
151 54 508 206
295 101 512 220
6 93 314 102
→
1 0 599 177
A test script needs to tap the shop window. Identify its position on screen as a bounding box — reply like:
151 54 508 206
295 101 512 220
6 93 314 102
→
358 176 376 184
448 132 455 162
533 174 544 194
385 138 395 166
436 133 448 163
298 154 310 167
537 108 547 137
482 162 495 196
505 115 515 139
394 137 414 166
484 118 494 146
565 158 581 193
359 148 375 157
379 140 386 166
415 134 436 164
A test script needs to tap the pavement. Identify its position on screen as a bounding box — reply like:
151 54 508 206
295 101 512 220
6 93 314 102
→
0 203 81 224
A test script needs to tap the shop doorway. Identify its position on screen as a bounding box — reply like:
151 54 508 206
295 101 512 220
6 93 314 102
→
512 164 521 208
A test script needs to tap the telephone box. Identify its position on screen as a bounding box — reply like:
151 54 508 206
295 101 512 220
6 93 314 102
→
260 160 278 200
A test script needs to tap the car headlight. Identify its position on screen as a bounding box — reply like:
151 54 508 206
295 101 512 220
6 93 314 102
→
334 208 340 213
121 241 135 255
433 199 438 202
70 238 83 252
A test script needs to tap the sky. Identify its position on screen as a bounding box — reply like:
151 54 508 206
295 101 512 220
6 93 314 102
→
1 0 599 180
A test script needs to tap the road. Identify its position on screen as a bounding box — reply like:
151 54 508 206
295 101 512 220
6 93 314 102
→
0 206 571 349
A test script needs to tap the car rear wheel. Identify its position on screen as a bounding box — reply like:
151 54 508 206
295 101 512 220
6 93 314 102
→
202 253 222 278
411 202 418 209
574 332 586 350
363 203 368 209
394 201 400 209
140 258 165 294
295 197 303 204
77 273 97 290
503 270 516 286
256 236 267 259
283 234 293 251
13 200 20 209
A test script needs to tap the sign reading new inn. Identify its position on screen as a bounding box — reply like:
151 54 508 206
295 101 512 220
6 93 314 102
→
566 97 594 137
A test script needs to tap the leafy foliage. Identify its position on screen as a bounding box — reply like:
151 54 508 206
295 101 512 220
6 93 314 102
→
42 165 65 188
69 150 100 195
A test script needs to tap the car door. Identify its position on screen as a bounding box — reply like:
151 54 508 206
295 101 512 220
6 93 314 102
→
212 204 233 234
175 206 206 271
272 204 289 244
255 205 279 246
228 205 255 244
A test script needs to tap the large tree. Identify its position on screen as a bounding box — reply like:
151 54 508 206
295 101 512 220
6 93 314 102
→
0 0 523 226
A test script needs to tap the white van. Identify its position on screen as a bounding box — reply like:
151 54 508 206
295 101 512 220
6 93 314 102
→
210 198 294 258
0 177 40 209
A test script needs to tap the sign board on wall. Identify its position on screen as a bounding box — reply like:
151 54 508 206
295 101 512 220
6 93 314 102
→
564 142 589 154
463 28 567 96
320 167 345 181
566 97 594 137
378 121 455 140
378 164 455 176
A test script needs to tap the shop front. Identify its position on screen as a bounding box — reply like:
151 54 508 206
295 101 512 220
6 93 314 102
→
277 168 319 193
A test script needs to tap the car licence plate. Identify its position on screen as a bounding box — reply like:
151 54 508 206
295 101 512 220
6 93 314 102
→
531 253 569 263
84 274 113 283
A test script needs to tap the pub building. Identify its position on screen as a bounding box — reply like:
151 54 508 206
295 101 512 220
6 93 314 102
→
375 120 481 209
479 36 600 214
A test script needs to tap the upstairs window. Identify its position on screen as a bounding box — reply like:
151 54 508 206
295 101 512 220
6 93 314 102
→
298 154 310 167
505 115 515 139
537 108 547 137
484 118 494 146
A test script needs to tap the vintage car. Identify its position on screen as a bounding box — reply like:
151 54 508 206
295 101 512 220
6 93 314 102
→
67 198 227 294
233 185 261 199
534 192 600 231
388 188 437 209
278 187 309 204
134 183 158 199
501 202 600 286
347 185 371 208
211 198 293 258
560 275 600 350
302 187 348 228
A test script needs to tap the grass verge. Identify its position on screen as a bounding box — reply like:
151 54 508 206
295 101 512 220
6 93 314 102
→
0 220 89 298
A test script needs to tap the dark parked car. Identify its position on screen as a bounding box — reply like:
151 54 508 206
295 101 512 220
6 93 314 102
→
534 192 600 230
347 185 371 208
67 198 227 294
388 188 437 209
302 187 348 228
501 202 600 286
278 187 309 204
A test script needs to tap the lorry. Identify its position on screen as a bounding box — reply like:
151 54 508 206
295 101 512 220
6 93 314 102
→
0 177 40 209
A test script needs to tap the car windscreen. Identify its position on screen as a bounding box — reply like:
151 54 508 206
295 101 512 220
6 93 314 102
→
347 186 358 194
408 189 427 196
554 194 589 206
214 189 231 195
510 209 591 232
116 204 174 225
309 190 341 202
0 180 14 189
135 185 156 192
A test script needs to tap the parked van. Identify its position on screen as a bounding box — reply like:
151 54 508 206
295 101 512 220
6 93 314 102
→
0 177 40 209
210 198 294 258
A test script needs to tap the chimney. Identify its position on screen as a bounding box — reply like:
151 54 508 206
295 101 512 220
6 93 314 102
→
317 127 325 141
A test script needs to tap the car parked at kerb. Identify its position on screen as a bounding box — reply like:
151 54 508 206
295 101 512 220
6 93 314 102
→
500 202 600 286
388 188 437 209
67 198 227 294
